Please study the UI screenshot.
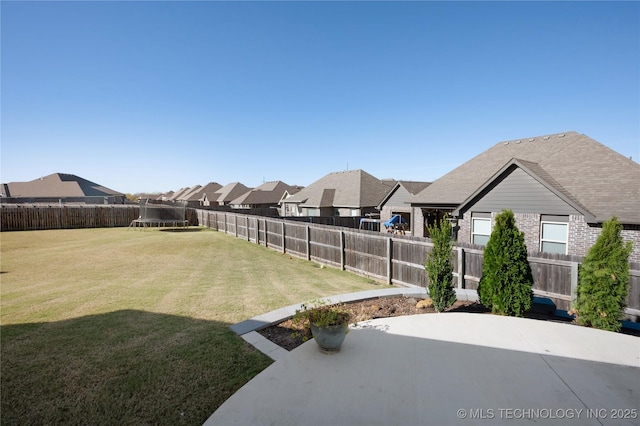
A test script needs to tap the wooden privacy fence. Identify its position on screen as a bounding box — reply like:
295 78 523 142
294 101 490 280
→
1 205 140 230
0 204 200 231
195 209 640 319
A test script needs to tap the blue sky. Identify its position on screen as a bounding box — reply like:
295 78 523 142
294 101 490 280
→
2 1 639 194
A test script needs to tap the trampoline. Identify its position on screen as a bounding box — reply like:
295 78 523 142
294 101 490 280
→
129 199 188 229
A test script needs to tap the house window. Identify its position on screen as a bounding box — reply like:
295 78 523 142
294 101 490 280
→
471 213 491 246
540 216 568 254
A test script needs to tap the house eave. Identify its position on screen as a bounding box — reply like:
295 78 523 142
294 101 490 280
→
451 159 597 222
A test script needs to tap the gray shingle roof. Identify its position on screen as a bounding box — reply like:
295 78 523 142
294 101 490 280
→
1 173 123 198
283 169 396 208
377 180 432 209
169 187 192 201
411 131 640 224
229 181 302 206
214 182 252 204
185 182 222 202
398 180 431 195
178 185 202 201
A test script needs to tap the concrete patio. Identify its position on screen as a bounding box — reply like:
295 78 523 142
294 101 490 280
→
204 290 640 426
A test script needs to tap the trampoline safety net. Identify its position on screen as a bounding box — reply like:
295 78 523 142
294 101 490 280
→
129 199 188 228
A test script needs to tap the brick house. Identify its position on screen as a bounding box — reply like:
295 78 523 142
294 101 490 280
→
410 132 640 262
280 169 396 217
377 180 431 232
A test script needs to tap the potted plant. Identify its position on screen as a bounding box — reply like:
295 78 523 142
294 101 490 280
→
292 298 351 353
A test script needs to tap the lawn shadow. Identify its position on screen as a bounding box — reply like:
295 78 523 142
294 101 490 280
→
1 310 272 426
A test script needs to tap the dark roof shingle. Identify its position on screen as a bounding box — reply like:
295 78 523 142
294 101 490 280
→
283 170 396 208
412 131 640 224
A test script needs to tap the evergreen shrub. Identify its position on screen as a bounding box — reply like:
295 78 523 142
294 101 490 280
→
477 210 533 317
425 217 456 312
572 217 632 332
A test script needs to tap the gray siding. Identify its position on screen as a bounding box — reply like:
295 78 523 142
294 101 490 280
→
465 168 580 216
385 187 413 208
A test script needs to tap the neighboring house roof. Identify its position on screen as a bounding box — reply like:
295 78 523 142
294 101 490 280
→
230 181 302 206
170 187 192 201
377 180 431 209
452 158 596 222
178 185 202 201
1 173 123 198
157 191 174 201
213 182 252 204
195 182 223 202
282 169 396 209
411 131 640 224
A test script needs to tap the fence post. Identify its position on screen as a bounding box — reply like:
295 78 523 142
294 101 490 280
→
246 216 250 242
282 221 286 253
340 230 345 271
457 247 465 289
255 218 260 245
387 237 392 285
234 215 238 238
264 219 268 247
570 261 579 304
306 225 311 261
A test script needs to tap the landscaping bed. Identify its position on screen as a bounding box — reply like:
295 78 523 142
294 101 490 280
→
257 296 597 351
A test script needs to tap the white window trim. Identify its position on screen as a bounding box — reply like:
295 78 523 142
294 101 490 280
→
540 220 568 255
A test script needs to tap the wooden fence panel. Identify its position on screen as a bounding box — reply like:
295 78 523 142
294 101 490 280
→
284 222 308 258
391 238 429 287
461 250 483 290
344 232 387 280
247 216 257 243
236 215 249 239
0 205 140 231
256 218 267 246
265 219 283 251
529 260 572 297
309 226 341 267
216 213 227 232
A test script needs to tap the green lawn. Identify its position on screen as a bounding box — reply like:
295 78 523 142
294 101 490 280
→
0 227 381 425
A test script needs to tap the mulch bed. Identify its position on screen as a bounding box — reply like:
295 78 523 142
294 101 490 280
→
257 296 635 352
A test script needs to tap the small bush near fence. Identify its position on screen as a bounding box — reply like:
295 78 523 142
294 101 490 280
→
478 210 534 317
573 217 633 332
425 218 456 312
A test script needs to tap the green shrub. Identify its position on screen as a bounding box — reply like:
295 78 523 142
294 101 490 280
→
477 210 533 316
572 217 633 332
425 217 456 312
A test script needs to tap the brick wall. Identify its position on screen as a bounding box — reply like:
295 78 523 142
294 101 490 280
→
514 213 541 252
412 207 425 237
458 214 471 244
457 211 640 262
570 215 640 263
